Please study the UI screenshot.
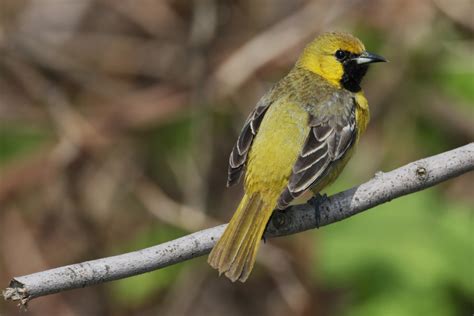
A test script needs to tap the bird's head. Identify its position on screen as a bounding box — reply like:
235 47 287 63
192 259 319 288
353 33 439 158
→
297 32 386 92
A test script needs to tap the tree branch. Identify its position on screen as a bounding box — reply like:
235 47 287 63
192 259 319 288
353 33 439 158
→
3 143 474 307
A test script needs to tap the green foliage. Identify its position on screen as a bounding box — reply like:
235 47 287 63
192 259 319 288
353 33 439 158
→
436 53 474 105
413 116 450 154
0 124 50 166
315 188 473 316
148 115 195 157
353 24 385 53
439 72 474 105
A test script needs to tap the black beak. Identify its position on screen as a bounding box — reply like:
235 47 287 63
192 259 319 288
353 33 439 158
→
354 51 387 64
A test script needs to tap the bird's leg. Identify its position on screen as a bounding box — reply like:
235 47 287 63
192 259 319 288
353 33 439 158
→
308 193 328 228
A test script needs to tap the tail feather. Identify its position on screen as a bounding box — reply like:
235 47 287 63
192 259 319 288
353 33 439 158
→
208 193 275 282
239 208 271 281
218 195 261 273
208 195 251 270
225 205 262 280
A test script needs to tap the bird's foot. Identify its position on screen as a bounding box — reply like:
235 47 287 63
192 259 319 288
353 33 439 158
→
308 193 328 229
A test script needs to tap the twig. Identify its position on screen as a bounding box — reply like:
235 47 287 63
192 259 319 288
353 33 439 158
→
3 143 473 308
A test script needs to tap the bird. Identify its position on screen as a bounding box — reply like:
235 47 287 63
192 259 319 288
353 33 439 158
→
208 32 386 282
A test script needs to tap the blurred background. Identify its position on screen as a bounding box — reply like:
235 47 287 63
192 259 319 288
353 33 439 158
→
0 0 473 315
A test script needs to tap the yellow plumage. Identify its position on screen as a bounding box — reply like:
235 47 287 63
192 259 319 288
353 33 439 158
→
209 32 385 282
247 100 310 193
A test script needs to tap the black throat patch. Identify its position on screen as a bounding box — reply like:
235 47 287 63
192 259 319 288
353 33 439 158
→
340 56 369 93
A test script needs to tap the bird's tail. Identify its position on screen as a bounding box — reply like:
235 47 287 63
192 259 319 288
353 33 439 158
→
208 192 276 282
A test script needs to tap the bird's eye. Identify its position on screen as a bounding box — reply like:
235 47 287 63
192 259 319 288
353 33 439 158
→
335 50 347 60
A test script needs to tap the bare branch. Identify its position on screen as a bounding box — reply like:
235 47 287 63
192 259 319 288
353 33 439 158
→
3 143 473 307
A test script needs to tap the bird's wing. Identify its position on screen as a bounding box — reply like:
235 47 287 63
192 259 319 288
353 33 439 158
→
227 99 271 187
276 97 357 209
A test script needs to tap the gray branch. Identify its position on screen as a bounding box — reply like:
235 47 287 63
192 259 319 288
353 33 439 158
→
3 143 474 307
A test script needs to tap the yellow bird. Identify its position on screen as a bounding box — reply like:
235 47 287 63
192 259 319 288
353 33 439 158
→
208 32 386 282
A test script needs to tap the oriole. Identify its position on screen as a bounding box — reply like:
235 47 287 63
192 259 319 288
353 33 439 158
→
208 32 386 282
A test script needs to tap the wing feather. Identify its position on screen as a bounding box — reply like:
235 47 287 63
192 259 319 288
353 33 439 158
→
227 103 271 187
276 101 357 209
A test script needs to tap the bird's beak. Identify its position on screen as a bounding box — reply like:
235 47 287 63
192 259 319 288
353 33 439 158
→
354 51 387 64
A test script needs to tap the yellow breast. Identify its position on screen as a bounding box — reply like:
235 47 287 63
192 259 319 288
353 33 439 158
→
355 91 370 137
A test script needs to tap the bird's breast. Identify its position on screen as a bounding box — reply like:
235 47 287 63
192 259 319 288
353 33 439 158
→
354 91 370 138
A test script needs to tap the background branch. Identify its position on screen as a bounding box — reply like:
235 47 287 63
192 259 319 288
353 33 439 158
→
3 143 473 308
